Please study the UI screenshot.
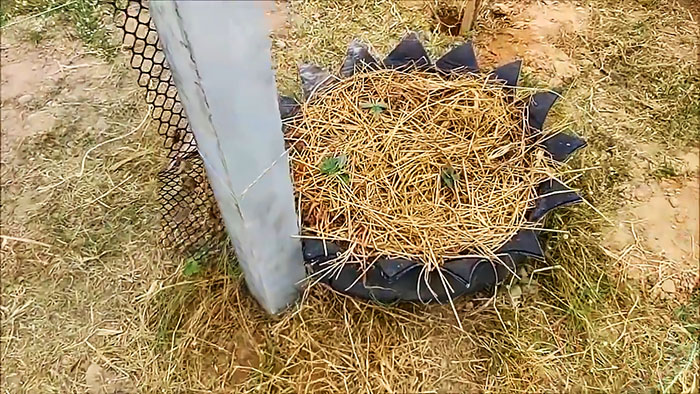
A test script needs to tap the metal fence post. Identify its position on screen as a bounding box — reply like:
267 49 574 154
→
149 1 304 314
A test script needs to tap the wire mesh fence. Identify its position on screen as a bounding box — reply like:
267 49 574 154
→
111 0 225 253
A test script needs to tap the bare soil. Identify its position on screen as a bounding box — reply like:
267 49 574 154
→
478 1 587 85
604 145 699 302
1 29 114 153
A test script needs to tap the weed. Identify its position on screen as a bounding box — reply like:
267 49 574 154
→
182 258 201 277
23 27 45 44
653 157 680 179
2 0 117 56
675 289 700 339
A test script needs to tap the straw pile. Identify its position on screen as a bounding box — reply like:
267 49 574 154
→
287 69 558 270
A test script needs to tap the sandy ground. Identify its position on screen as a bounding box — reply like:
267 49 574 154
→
604 143 699 301
1 0 699 392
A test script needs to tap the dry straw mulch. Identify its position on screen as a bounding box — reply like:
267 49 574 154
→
288 69 560 269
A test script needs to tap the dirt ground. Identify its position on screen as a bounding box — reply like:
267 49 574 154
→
2 0 699 393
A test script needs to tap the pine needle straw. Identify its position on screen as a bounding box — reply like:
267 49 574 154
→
287 69 561 270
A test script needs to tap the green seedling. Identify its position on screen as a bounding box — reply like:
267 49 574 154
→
441 165 459 189
182 258 201 277
360 101 388 115
320 154 347 175
320 155 350 185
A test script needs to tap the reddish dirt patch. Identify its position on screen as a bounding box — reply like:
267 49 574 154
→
1 40 61 149
0 31 112 153
264 1 289 38
478 1 587 85
0 59 59 101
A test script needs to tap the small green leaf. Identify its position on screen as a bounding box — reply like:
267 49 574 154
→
320 154 347 175
183 258 201 277
338 173 350 185
441 165 459 189
360 101 388 115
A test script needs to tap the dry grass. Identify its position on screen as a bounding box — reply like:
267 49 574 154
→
1 0 699 393
290 69 559 267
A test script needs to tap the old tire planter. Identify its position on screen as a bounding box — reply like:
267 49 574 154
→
280 33 586 304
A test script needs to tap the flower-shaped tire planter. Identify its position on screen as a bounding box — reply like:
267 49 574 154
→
280 33 586 304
